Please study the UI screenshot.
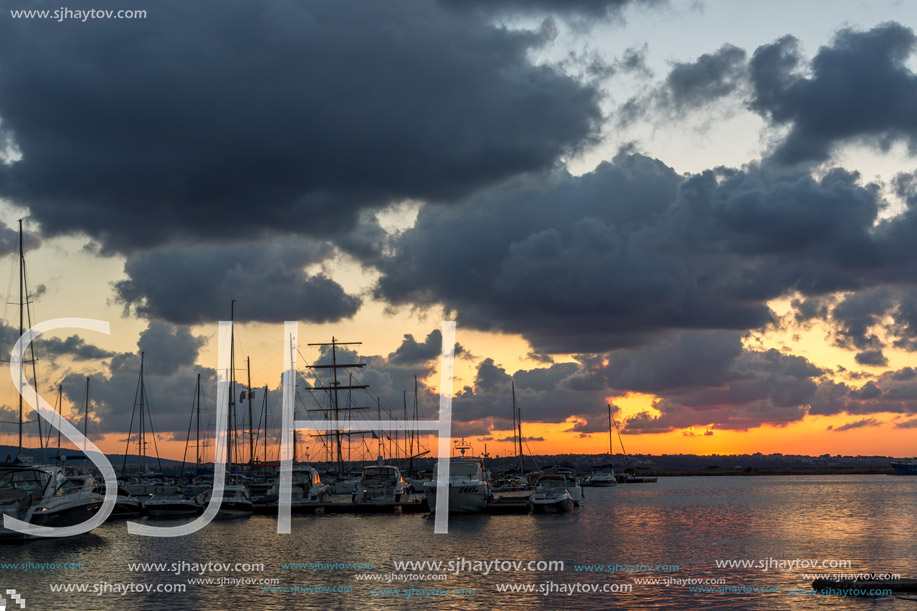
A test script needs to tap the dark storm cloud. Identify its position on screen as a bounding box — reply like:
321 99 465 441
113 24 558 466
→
790 295 833 323
374 153 894 354
619 346 823 432
830 288 893 351
855 350 888 367
113 239 360 324
750 23 917 165
38 335 117 361
559 45 653 83
439 0 662 18
662 44 747 111
0 224 41 256
60 323 215 437
809 367 917 417
787 286 917 364
446 356 616 434
137 322 205 377
615 44 745 126
387 330 465 366
602 331 744 392
0 319 113 364
0 0 601 254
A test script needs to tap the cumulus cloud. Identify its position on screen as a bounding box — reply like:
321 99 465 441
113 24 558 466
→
113 238 360 324
662 44 747 111
750 23 917 165
0 0 601 255
440 0 662 18
373 153 898 354
387 329 465 365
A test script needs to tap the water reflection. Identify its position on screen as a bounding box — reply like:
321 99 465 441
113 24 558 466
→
2 475 915 610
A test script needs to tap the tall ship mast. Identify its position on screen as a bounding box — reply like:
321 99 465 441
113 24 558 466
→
307 338 367 474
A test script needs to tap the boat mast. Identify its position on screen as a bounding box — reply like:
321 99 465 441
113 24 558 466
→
139 351 146 473
262 386 268 465
411 376 417 477
611 411 630 468
376 397 382 458
307 338 366 475
84 377 90 453
513 381 523 475
17 220 23 456
607 404 613 457
228 300 235 474
401 390 406 461
195 373 201 473
333 341 342 469
247 356 254 474
57 384 62 459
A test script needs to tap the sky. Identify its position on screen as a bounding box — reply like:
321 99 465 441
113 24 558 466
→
1 0 917 462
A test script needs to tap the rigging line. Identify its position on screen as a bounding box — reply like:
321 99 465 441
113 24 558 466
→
121 368 142 476
253 386 267 464
22 260 44 458
523 436 540 471
143 381 164 473
179 383 196 480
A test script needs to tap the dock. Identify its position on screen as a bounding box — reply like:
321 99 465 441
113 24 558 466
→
255 493 429 515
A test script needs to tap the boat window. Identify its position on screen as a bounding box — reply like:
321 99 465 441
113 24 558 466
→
0 469 51 492
433 462 481 478
55 478 79 496
362 467 397 481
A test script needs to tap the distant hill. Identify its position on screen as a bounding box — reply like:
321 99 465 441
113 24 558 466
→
0 445 188 471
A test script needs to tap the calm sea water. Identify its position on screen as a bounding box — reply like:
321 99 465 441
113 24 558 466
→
3 475 916 610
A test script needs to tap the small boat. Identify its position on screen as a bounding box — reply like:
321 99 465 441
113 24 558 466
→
328 474 361 495
542 467 584 505
492 476 529 492
144 487 202 519
530 475 574 513
208 484 254 518
588 470 618 487
585 406 617 487
97 482 145 519
256 465 329 509
616 472 658 484
195 475 254 518
891 458 917 475
608 404 657 483
0 465 104 539
423 457 493 513
354 465 407 504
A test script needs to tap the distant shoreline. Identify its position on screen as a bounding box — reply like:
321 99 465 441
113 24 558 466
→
646 466 896 476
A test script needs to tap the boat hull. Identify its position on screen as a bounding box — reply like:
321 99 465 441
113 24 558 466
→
0 498 104 540
424 483 490 513
891 462 917 475
531 497 574 513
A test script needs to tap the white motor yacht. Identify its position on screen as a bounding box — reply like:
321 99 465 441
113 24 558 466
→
0 465 104 539
530 475 574 513
145 486 202 519
588 470 618 487
423 458 493 513
257 466 329 508
353 465 407 504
